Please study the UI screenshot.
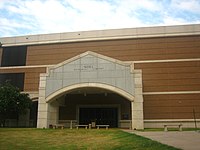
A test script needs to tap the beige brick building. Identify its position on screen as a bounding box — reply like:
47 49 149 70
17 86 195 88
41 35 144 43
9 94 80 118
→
0 24 200 129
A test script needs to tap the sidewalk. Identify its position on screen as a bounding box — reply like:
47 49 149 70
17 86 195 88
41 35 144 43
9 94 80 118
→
124 130 200 150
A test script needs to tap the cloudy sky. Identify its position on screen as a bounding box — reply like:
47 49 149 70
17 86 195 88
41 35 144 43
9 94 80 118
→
0 0 200 37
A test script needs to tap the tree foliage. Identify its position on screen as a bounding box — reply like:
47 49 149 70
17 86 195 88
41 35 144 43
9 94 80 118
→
0 82 32 126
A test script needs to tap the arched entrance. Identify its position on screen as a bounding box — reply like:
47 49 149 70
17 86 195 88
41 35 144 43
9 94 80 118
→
37 51 144 129
54 86 132 128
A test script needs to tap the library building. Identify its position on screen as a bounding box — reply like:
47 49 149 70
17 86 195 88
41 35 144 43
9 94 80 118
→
0 24 199 129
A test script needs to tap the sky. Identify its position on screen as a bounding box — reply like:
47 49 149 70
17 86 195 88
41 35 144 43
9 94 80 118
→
0 0 200 37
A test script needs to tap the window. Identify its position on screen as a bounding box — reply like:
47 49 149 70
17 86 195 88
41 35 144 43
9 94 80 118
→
0 73 25 91
1 46 27 66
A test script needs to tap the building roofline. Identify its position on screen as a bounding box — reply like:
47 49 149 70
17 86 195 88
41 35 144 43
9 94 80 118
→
0 24 200 47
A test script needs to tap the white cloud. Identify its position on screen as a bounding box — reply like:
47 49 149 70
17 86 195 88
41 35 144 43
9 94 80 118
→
162 15 189 26
171 0 200 14
0 0 200 37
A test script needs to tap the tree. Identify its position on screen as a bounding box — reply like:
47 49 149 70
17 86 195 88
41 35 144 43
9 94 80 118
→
0 82 32 127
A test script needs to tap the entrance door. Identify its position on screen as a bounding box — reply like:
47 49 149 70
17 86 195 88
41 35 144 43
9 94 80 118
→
79 108 118 127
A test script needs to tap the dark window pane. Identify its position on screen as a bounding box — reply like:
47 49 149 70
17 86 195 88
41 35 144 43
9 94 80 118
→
0 73 25 91
1 46 27 66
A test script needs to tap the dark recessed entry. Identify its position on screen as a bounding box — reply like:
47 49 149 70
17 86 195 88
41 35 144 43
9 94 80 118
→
79 107 118 128
30 101 38 127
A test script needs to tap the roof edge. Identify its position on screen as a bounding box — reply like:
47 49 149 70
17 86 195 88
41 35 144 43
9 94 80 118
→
1 24 200 47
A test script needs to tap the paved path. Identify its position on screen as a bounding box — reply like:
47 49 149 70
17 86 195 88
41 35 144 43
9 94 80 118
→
123 130 200 150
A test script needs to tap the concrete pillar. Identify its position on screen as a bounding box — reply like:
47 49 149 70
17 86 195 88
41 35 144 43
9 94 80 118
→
131 70 144 130
37 98 49 128
131 101 144 130
37 101 59 128
48 102 59 126
37 74 49 128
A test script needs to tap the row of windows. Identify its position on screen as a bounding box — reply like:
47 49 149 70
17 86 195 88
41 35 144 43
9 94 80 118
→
0 46 27 90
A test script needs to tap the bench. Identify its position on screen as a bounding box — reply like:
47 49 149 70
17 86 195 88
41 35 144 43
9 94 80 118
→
164 124 182 131
96 125 110 130
75 125 88 129
53 124 64 129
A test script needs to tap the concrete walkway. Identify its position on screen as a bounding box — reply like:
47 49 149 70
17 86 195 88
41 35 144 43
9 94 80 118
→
123 130 200 150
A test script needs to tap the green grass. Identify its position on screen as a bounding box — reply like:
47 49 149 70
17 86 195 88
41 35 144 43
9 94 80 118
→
0 128 179 150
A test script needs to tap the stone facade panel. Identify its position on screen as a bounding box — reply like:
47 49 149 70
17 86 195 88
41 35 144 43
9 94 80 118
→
45 53 135 98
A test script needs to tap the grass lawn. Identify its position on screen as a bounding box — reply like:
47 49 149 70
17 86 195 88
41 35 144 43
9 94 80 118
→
0 128 179 150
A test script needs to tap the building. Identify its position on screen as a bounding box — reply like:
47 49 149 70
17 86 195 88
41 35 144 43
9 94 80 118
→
0 24 200 129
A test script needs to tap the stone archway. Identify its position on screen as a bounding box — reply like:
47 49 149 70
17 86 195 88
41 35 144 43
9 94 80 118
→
49 85 133 128
37 51 144 129
46 83 134 103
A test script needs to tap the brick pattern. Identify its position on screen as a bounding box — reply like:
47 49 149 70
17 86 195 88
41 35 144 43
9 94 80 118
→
144 94 200 119
26 36 200 65
0 67 46 91
1 35 200 120
134 61 200 92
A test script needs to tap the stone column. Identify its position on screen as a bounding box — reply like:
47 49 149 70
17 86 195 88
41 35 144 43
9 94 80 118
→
48 101 59 126
131 70 144 130
37 74 49 128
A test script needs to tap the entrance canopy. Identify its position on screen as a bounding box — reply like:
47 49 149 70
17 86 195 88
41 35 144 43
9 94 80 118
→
37 51 144 129
45 51 135 102
46 83 134 102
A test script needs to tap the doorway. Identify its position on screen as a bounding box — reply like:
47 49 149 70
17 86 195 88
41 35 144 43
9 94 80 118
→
79 107 118 127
